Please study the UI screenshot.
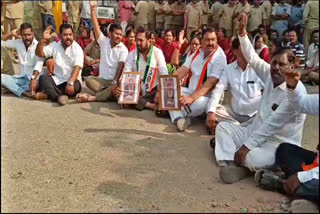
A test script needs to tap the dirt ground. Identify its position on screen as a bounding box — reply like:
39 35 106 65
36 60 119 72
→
1 84 318 213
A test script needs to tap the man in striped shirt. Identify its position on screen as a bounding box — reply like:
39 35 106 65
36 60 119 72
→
288 29 305 69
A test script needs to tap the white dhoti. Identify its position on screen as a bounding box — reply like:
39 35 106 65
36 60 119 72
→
215 121 279 172
169 87 209 123
215 104 255 125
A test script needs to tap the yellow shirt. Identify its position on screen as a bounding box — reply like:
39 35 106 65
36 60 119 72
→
4 1 24 19
185 3 202 28
66 1 82 23
303 1 319 29
248 6 266 32
219 4 235 31
135 0 149 25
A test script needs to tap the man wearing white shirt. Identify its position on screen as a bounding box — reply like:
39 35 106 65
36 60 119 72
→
36 24 83 105
116 27 169 111
206 37 264 135
214 13 307 184
170 28 227 132
1 22 43 97
76 1 128 104
255 70 319 208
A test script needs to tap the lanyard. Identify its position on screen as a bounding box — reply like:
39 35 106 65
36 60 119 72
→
136 45 154 84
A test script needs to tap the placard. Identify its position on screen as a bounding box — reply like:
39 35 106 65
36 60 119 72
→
159 75 181 111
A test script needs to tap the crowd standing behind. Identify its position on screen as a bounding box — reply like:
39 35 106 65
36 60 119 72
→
1 0 319 212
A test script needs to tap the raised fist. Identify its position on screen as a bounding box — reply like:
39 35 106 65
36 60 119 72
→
284 70 300 90
43 25 53 40
89 0 98 8
11 29 20 38
237 12 248 35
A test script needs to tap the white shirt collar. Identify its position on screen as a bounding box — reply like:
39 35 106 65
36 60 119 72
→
278 82 287 91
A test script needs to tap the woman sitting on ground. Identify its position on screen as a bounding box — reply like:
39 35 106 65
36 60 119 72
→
82 39 101 79
124 29 136 52
253 34 270 63
160 29 180 71
77 26 92 50
225 36 237 64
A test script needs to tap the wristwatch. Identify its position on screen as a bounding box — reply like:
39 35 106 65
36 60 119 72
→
112 80 117 85
31 75 36 80
68 81 74 86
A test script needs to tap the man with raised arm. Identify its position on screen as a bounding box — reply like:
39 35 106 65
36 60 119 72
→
214 13 307 184
76 0 128 104
255 71 319 212
36 24 83 105
169 28 227 132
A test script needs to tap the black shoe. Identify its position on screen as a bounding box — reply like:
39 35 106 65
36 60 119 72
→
210 136 215 150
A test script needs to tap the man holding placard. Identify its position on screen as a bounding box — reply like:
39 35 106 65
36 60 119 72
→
117 27 169 111
169 28 227 132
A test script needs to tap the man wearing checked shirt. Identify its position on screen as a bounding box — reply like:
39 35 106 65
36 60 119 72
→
214 13 307 184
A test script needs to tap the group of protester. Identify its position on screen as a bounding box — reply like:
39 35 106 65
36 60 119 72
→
1 0 319 212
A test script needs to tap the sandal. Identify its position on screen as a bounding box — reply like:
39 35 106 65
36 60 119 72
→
255 169 284 191
76 93 91 103
155 107 169 118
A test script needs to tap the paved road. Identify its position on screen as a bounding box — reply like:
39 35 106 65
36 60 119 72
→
1 85 318 213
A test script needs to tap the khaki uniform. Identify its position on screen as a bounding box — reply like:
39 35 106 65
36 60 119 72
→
262 0 272 26
219 4 235 37
4 1 24 34
155 2 166 30
148 1 156 31
172 2 185 30
210 1 223 29
135 0 149 29
163 3 175 30
185 2 202 40
232 2 251 35
66 1 82 32
248 6 266 33
199 1 210 27
303 1 319 55
38 1 53 15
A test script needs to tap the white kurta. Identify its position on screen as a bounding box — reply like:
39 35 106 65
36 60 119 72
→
169 47 227 122
215 34 307 171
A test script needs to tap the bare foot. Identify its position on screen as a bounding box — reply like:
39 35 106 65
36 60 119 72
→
34 92 48 100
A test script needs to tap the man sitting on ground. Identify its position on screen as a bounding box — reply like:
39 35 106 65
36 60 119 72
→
35 24 84 105
169 28 227 132
1 22 43 98
288 29 305 69
206 37 264 136
214 13 307 184
116 27 169 111
255 70 319 212
76 0 128 103
302 30 319 85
